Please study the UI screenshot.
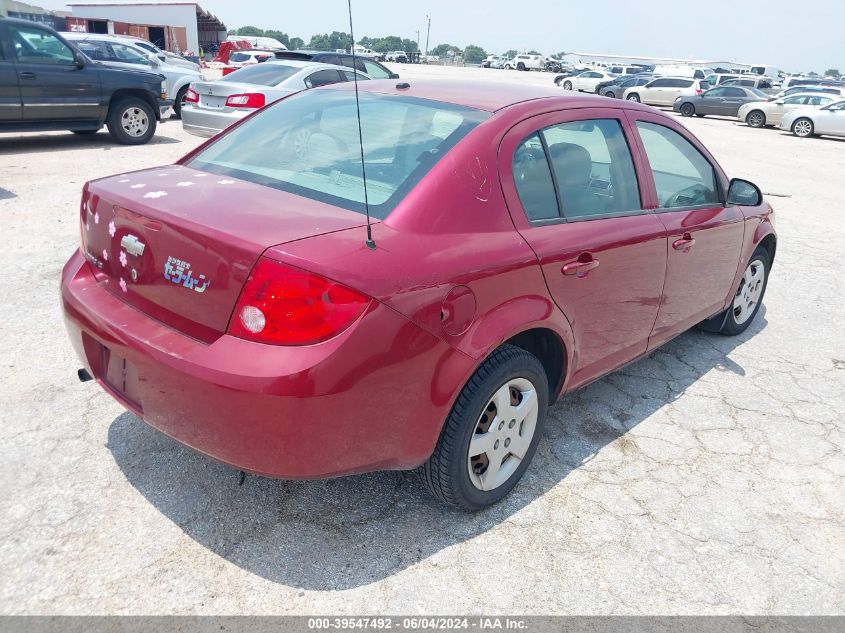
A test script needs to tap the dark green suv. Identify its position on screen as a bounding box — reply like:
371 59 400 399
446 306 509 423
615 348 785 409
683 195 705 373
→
0 18 173 144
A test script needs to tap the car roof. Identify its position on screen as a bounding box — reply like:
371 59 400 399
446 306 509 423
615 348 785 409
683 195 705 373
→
325 78 657 113
259 59 361 71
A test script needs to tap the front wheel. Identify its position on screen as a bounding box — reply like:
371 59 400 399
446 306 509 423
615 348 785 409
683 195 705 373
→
605 91 616 99
563 80 573 90
746 110 766 128
517 63 526 71
626 93 640 102
419 344 549 511
680 102 695 117
106 97 156 145
791 117 814 137
719 248 770 336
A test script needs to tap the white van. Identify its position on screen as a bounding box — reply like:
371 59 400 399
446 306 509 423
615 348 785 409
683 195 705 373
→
504 54 546 71
750 65 781 78
654 65 715 80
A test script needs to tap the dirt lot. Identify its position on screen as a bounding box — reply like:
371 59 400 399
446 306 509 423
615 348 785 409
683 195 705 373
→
1 63 843 615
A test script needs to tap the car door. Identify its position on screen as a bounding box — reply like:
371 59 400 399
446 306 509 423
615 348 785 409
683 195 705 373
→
814 101 845 135
698 87 727 115
640 78 667 104
720 87 749 116
0 25 23 122
7 23 101 122
626 112 745 347
500 108 668 388
770 95 808 125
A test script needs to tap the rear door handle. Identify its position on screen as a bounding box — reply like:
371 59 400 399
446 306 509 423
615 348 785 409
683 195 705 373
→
19 71 36 80
672 233 696 251
562 257 600 277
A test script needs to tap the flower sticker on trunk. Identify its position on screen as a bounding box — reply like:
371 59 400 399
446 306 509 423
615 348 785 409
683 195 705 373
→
108 221 116 237
102 249 109 262
119 251 128 268
119 278 128 293
144 191 168 199
94 212 99 224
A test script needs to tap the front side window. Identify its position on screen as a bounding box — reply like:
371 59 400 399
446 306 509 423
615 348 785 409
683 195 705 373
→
188 90 489 218
723 87 746 97
11 25 75 65
636 122 718 209
705 87 727 97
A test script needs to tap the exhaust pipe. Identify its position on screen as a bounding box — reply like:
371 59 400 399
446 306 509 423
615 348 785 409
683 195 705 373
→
77 368 93 383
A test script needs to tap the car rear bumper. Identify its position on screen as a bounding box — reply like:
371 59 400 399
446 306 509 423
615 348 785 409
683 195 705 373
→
180 105 246 137
61 249 474 478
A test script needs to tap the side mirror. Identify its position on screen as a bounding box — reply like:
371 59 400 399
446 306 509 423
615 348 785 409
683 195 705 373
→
775 99 785 105
147 54 161 67
727 178 762 206
389 72 400 79
74 51 86 69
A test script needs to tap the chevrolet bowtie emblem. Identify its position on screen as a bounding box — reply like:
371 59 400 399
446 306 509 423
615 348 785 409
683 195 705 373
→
120 234 146 257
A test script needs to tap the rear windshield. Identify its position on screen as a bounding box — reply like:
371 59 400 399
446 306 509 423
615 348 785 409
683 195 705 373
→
188 89 490 218
230 52 253 62
220 63 299 86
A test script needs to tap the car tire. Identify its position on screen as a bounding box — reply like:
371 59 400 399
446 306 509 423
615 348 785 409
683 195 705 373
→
791 117 814 138
517 63 525 71
680 102 695 117
746 110 766 128
419 344 549 511
718 247 770 336
695 113 706 117
173 86 189 119
605 91 615 99
626 93 640 102
563 80 573 90
107 97 156 145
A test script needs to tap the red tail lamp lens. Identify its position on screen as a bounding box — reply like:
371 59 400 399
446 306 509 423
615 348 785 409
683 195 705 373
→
184 88 199 103
225 93 266 108
228 258 371 345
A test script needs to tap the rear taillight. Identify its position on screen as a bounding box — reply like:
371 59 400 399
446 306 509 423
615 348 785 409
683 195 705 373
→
225 93 266 108
184 88 199 103
696 87 704 95
222 66 236 76
228 258 371 345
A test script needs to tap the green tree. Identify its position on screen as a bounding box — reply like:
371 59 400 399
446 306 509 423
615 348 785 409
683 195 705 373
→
236 26 265 36
308 31 352 51
807 71 819 77
463 44 487 64
430 43 461 57
824 68 841 78
505 49 519 59
289 37 305 50
401 38 419 53
527 50 541 55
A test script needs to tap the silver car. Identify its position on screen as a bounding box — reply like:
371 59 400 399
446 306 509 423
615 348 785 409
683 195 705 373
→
181 60 370 137
781 100 845 138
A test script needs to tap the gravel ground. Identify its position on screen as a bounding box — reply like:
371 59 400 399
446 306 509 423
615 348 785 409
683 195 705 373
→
0 63 843 615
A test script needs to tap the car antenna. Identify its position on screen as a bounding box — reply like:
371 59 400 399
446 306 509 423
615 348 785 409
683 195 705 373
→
347 0 376 250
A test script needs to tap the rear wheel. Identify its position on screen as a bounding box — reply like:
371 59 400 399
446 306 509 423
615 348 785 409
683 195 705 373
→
680 102 695 117
106 97 156 145
746 110 766 128
792 117 814 137
719 248 770 336
626 93 640 102
419 344 548 511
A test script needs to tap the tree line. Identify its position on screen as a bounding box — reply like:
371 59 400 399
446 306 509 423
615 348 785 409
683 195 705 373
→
227 26 560 64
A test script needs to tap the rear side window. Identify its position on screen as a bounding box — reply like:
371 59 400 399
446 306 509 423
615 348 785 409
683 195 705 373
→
512 120 641 222
671 79 694 88
304 69 342 88
636 122 718 209
188 90 489 218
361 59 390 79
649 79 671 88
513 134 559 221
221 63 300 86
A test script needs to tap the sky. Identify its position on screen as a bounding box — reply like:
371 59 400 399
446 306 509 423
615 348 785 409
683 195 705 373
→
40 0 845 72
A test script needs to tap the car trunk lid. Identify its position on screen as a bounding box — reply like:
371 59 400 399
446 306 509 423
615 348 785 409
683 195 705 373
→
80 165 365 342
190 80 293 111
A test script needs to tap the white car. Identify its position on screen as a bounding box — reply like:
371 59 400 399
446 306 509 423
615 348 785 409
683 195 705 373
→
106 34 200 71
560 70 619 93
62 32 203 118
737 93 839 128
226 50 277 70
780 100 845 138
504 54 545 71
386 51 407 62
181 60 370 137
624 77 709 106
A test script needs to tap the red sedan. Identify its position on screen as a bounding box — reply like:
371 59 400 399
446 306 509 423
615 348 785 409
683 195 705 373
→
62 80 776 510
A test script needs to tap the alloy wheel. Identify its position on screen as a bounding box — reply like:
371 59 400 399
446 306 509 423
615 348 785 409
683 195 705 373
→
733 259 765 325
793 119 813 137
467 377 539 492
121 107 150 138
747 112 764 128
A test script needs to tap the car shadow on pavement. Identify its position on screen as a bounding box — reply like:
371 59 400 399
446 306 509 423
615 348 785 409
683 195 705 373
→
0 133 182 155
107 310 766 590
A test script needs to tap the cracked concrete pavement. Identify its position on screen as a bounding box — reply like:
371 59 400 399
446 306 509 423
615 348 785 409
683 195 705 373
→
0 64 843 614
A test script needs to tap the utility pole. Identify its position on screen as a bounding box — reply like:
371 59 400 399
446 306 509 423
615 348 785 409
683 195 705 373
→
425 14 431 57
415 30 420 51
